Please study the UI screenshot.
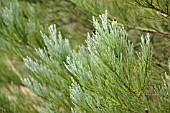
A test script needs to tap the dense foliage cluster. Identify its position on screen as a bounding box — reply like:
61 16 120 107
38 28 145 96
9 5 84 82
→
0 0 169 113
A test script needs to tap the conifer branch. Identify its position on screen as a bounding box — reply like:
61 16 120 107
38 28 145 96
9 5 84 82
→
71 0 170 36
135 0 170 17
21 10 170 113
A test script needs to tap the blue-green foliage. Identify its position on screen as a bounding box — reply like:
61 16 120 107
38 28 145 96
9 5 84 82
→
23 24 73 112
23 11 170 113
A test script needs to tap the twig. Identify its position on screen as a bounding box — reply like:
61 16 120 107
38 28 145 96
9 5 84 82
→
108 17 170 36
126 25 170 36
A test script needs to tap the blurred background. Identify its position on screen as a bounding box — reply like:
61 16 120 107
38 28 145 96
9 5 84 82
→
0 0 169 112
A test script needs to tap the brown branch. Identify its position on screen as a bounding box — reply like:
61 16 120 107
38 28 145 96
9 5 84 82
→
126 25 170 36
